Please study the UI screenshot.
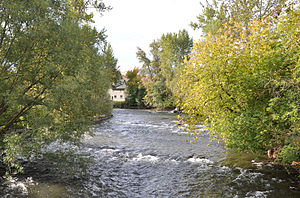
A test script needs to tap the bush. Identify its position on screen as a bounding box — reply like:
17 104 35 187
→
177 7 300 164
113 101 128 108
276 144 300 164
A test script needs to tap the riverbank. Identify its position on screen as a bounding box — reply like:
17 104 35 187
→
112 101 179 113
94 114 113 124
219 151 300 181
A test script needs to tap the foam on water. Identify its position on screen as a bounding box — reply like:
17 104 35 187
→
251 160 264 169
171 129 189 134
100 148 120 154
132 153 159 163
232 168 265 185
187 157 214 164
245 190 271 198
217 166 232 173
6 177 37 195
9 182 28 194
165 159 179 164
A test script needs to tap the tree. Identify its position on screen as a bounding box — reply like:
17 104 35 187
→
101 43 121 84
136 30 193 109
160 30 193 97
125 68 146 108
178 3 299 163
191 0 287 35
137 40 169 108
0 0 116 173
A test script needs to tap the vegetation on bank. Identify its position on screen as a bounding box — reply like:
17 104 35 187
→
0 0 118 173
178 1 300 165
124 68 147 108
136 30 193 109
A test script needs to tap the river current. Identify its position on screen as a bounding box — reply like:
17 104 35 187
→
1 109 299 197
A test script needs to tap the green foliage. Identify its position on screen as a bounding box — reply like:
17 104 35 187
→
0 0 116 173
178 3 300 163
190 0 228 34
125 68 146 108
160 30 194 97
191 0 288 35
276 144 300 164
113 101 127 108
101 43 121 85
137 30 193 109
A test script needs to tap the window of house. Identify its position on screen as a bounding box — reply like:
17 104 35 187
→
114 95 117 98
120 95 123 98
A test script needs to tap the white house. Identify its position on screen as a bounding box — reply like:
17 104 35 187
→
108 84 126 102
108 72 127 102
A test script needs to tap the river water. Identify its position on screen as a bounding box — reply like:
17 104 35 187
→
0 109 299 197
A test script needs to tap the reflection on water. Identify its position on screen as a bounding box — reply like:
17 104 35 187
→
1 109 299 197
28 183 67 198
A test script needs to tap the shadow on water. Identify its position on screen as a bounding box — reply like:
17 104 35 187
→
0 109 299 197
0 159 80 197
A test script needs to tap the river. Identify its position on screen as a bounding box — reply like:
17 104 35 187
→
1 109 299 197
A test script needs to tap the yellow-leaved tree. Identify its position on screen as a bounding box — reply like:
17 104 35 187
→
178 5 299 163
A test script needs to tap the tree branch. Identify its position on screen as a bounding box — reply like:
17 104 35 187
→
220 84 243 110
0 87 47 134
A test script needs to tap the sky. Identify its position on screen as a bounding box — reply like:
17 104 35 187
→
92 0 203 72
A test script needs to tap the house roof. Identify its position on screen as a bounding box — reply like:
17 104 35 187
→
113 84 126 90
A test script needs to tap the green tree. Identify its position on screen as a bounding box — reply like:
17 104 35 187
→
101 43 121 84
137 40 169 108
137 30 192 109
0 0 116 173
191 0 287 35
125 68 146 108
160 30 193 98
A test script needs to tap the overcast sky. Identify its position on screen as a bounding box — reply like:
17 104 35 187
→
93 0 203 72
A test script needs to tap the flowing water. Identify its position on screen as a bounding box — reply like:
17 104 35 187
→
0 109 299 197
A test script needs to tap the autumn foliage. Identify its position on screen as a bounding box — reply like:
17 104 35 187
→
178 6 300 163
